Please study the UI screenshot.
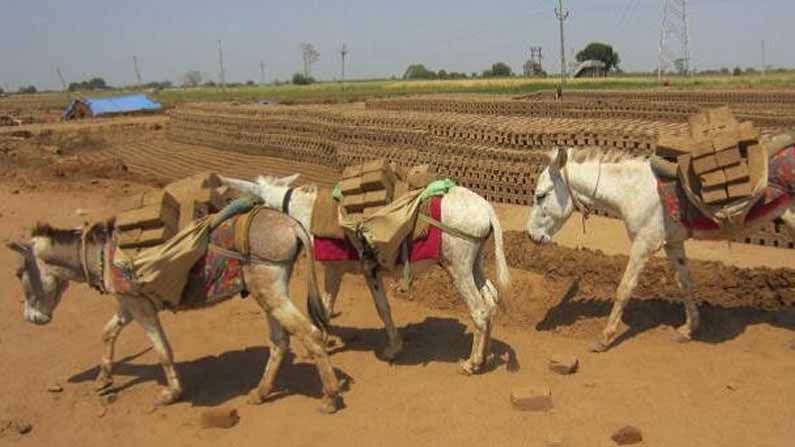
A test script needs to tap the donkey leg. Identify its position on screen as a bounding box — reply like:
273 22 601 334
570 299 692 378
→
473 251 499 366
664 242 700 342
95 305 132 391
245 265 342 414
446 262 494 375
121 296 182 405
322 263 344 317
248 314 289 405
592 237 658 353
363 268 403 361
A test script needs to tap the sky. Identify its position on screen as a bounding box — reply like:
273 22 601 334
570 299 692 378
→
0 0 792 90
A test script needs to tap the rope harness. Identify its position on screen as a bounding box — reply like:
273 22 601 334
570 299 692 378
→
561 158 602 235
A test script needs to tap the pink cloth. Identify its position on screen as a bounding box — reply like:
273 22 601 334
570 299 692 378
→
314 196 443 263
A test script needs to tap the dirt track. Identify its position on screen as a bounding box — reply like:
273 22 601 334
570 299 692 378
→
2 149 795 446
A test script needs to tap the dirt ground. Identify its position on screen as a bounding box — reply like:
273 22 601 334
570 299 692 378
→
2 159 795 447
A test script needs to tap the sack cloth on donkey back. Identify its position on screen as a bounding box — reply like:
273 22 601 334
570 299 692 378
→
338 179 455 270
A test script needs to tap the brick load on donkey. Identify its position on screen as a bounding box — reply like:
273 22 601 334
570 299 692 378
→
659 145 795 231
313 196 442 263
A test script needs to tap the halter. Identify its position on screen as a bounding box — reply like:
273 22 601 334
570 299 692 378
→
560 157 602 234
80 223 108 294
281 187 295 214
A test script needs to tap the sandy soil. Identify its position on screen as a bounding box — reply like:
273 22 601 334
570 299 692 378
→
1 169 795 447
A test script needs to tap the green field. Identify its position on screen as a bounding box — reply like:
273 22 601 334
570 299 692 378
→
5 72 795 110
150 72 795 105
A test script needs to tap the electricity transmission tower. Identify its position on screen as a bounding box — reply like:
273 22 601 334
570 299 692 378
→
217 40 226 89
55 67 67 91
657 0 691 79
260 60 266 85
555 0 570 85
524 46 544 76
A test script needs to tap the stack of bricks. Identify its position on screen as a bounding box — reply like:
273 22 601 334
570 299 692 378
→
656 107 763 205
339 160 397 220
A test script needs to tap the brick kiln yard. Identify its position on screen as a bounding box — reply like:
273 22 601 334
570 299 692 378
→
1 91 795 446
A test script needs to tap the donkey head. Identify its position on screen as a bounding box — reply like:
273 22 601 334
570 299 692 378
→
527 147 576 244
5 227 73 325
220 174 300 210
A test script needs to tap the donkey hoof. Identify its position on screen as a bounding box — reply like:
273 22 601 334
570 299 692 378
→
247 390 266 406
457 360 479 376
589 340 610 353
324 334 346 352
155 389 181 406
673 331 692 344
316 396 342 414
379 345 403 362
95 375 113 392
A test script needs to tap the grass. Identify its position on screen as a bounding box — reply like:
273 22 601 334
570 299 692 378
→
5 72 795 110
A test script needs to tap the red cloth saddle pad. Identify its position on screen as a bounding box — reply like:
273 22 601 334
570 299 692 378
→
109 215 247 307
313 196 443 263
658 145 795 231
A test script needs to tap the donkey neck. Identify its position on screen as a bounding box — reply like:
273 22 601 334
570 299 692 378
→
38 230 106 287
565 159 652 219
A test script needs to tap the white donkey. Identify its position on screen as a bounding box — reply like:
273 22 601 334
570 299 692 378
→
222 174 511 375
527 146 795 352
6 215 343 413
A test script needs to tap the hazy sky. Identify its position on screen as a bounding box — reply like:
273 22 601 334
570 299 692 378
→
1 0 791 90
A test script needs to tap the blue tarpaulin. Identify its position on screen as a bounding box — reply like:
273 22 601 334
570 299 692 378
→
64 94 162 119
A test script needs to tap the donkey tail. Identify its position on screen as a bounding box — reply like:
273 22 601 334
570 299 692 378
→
290 217 328 333
488 206 512 296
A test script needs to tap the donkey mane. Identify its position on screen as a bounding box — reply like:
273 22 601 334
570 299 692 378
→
31 223 80 244
566 146 649 165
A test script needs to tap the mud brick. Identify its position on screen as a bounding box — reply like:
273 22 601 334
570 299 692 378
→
707 106 738 131
688 112 711 139
692 154 719 174
727 181 753 198
120 190 179 212
747 144 767 186
510 387 553 412
363 190 392 207
342 194 366 213
715 147 742 168
701 185 728 204
699 169 727 187
691 139 716 158
165 172 222 198
339 177 363 195
361 159 389 173
724 162 749 183
361 170 394 193
738 121 760 143
117 200 179 231
179 201 211 230
342 164 362 179
394 181 410 199
712 130 740 152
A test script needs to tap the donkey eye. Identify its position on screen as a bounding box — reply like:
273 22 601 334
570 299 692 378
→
535 193 547 202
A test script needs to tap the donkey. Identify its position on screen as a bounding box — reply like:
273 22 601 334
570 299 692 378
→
527 146 795 352
6 213 343 413
221 174 511 375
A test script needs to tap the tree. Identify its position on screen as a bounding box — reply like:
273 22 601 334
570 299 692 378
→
299 43 320 78
437 69 448 80
673 58 688 75
403 64 437 80
18 85 37 94
733 66 742 76
0 86 4 95
576 42 621 71
182 70 202 87
491 62 513 77
68 77 109 91
292 73 315 85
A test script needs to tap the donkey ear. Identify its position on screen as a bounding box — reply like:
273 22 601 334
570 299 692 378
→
278 173 300 186
550 147 568 170
5 240 30 254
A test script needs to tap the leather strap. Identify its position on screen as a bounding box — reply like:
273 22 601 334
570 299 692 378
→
282 188 294 214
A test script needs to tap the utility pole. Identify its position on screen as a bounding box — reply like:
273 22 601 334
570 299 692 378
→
217 39 226 89
761 40 766 75
260 60 266 85
55 67 67 91
555 0 570 85
339 43 349 88
658 0 691 79
133 55 142 85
